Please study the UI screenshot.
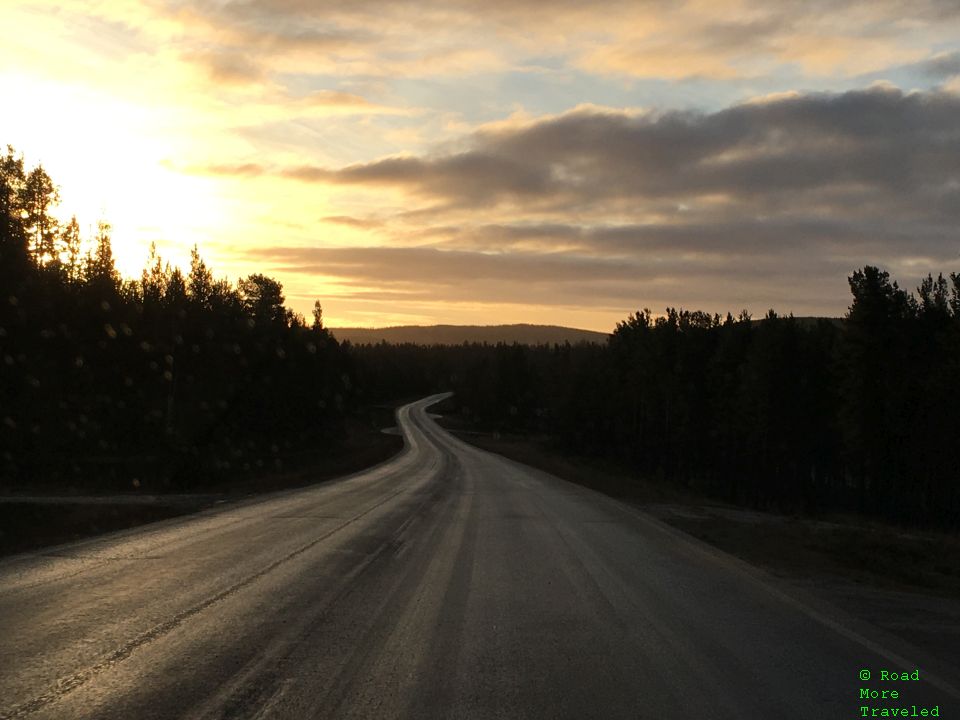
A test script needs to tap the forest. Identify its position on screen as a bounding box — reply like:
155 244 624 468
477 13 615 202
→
0 146 361 492
429 280 960 528
2 146 958 527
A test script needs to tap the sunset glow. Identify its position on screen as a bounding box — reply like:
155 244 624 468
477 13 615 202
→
3 1 959 328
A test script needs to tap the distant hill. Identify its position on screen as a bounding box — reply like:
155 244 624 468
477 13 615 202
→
329 324 609 346
749 316 844 328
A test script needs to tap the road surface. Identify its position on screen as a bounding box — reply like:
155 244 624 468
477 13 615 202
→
0 395 956 719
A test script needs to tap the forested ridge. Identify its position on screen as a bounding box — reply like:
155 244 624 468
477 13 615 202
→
2 146 958 527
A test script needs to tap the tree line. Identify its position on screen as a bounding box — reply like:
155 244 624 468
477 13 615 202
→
1 146 356 491
3 145 958 527
349 278 960 529
412 267 959 527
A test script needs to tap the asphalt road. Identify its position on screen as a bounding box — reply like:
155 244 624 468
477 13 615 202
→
1 394 956 719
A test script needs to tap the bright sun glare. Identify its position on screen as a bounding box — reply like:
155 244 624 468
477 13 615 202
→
3 71 227 277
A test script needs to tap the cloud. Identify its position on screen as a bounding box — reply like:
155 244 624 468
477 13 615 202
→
182 50 266 85
226 87 960 222
200 163 267 177
287 89 415 116
430 218 942 258
245 244 857 313
916 51 960 79
321 215 384 229
302 153 559 202
255 245 638 284
152 0 960 85
219 85 960 319
301 90 373 108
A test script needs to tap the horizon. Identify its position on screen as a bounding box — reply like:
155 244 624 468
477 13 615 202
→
324 314 842 333
327 321 609 330
3 1 959 330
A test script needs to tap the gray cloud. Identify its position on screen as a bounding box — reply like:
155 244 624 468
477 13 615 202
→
223 87 960 220
247 244 861 313
254 246 638 284
292 153 557 202
157 0 960 85
438 218 950 258
164 0 960 31
917 51 960 78
220 86 960 319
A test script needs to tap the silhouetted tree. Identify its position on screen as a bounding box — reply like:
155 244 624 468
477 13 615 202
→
85 221 120 294
21 164 59 266
0 146 30 280
950 273 960 316
239 274 285 326
61 215 82 282
187 245 213 309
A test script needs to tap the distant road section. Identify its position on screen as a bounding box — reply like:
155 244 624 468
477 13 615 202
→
0 395 955 719
328 323 608 345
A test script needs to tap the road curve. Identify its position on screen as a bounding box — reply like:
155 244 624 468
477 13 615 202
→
0 394 955 719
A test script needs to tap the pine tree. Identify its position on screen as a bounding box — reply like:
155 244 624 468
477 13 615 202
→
22 164 60 265
85 220 120 293
187 245 213 309
61 215 82 282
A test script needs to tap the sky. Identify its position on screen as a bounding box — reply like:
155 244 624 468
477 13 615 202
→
2 1 960 330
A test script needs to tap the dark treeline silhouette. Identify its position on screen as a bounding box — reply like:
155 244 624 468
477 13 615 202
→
3 146 958 526
1 147 356 491
350 275 960 528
